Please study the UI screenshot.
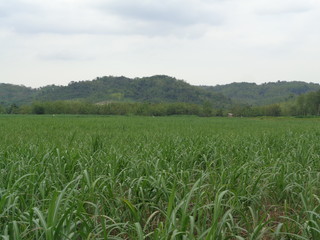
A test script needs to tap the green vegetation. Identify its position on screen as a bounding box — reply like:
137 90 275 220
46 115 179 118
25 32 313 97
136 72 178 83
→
228 90 320 117
22 101 223 117
4 89 320 117
2 76 320 109
203 81 320 106
0 76 232 108
0 115 319 239
0 83 35 106
294 90 320 115
2 76 320 117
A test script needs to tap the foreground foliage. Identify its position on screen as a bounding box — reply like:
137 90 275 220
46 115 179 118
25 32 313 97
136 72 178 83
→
0 116 319 239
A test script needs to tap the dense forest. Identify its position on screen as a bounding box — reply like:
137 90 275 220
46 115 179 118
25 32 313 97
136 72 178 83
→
0 83 36 106
37 75 231 106
1 75 231 107
203 81 320 105
1 75 320 116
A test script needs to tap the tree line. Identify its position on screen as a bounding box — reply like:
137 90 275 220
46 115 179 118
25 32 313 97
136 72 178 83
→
0 101 222 117
1 89 320 117
226 90 320 117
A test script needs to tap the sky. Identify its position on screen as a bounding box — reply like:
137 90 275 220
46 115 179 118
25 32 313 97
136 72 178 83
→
1 0 320 88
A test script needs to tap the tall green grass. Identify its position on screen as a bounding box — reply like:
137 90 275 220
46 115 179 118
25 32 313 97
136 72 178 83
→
0 115 319 239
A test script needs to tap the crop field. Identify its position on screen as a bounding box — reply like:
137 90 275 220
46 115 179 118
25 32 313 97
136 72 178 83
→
0 115 319 239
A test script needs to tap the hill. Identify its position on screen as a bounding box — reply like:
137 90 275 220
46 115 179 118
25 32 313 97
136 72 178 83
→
1 75 232 108
202 81 320 105
1 76 320 108
0 83 35 106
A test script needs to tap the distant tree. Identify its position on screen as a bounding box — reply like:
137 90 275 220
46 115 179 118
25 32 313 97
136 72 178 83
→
215 109 224 117
150 104 167 116
204 81 320 106
231 105 250 117
296 95 307 115
18 105 32 114
32 103 45 114
305 91 320 115
201 101 213 117
0 105 5 114
6 104 19 114
110 93 124 101
265 104 281 116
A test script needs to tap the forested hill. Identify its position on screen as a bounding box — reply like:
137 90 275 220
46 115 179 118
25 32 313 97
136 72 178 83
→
0 75 231 108
35 75 231 108
202 81 320 105
1 76 320 107
0 83 36 105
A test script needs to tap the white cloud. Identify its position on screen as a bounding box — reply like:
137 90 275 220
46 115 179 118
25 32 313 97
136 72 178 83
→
254 0 316 15
0 0 223 37
0 0 320 87
99 0 221 25
0 0 117 35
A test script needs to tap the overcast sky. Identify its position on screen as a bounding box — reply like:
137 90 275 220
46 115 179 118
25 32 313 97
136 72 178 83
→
1 0 320 88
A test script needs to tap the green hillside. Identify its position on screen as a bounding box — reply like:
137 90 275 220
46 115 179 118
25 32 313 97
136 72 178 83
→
36 75 230 104
0 83 35 106
9 75 232 108
1 76 320 109
202 81 320 105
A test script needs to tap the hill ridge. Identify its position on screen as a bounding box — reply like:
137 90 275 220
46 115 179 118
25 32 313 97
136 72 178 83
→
1 75 320 107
